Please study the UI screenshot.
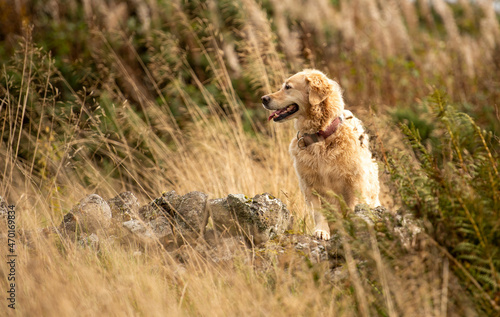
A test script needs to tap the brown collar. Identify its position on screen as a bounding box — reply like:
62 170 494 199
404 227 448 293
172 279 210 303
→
297 115 344 149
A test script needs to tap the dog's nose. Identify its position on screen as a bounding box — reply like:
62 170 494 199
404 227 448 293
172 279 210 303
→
261 95 271 106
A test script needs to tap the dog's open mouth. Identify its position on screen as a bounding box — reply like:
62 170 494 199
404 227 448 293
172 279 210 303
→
268 104 299 122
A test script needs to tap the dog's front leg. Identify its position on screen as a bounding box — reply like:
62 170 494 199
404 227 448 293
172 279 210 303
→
302 185 331 240
313 208 330 240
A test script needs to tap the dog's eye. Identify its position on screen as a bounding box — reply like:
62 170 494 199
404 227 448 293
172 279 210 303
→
284 84 292 90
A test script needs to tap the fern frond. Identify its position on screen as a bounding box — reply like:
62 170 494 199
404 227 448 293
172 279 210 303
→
386 89 500 312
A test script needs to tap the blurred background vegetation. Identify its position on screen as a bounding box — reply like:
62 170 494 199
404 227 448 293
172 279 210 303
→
0 0 499 315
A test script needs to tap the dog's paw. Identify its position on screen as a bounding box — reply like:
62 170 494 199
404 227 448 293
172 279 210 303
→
313 229 330 240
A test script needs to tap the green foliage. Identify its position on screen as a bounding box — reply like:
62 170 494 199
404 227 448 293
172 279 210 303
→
388 90 500 313
391 107 434 143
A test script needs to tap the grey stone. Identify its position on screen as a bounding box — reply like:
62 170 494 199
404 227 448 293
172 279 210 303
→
393 212 422 250
123 216 174 242
60 194 112 235
203 235 246 263
209 193 292 245
107 191 140 220
138 204 158 222
123 219 151 237
138 190 181 221
139 190 207 233
208 197 241 236
137 195 165 222
79 233 100 248
149 216 173 239
354 203 385 224
262 233 342 265
176 191 208 231
355 204 422 250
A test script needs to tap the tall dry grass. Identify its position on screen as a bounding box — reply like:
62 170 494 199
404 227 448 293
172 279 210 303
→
1 0 499 315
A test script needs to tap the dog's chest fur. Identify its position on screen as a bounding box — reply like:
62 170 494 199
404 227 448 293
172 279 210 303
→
289 118 371 195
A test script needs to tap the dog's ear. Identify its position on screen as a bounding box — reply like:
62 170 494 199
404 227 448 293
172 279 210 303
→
306 72 333 105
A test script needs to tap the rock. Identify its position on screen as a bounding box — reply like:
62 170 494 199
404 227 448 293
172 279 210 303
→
176 191 209 231
355 203 423 250
139 190 208 233
197 230 247 263
209 193 292 245
149 216 174 239
208 197 240 236
123 216 174 243
123 219 152 237
393 211 422 250
354 203 386 225
261 233 342 266
107 191 140 220
126 190 291 251
137 204 158 222
79 233 100 249
60 194 112 235
138 190 179 221
52 189 433 292
60 212 78 233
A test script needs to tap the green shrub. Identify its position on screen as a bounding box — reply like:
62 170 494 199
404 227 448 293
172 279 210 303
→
388 90 499 313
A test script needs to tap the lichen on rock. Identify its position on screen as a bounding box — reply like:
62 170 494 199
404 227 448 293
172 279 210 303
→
107 191 140 221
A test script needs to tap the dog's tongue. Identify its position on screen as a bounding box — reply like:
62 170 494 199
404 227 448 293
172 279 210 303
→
268 108 285 121
268 111 277 121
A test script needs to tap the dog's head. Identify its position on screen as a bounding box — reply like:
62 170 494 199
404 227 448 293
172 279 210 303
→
261 69 344 132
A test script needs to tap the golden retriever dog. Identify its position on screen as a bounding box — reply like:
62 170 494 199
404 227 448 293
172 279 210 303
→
262 69 380 240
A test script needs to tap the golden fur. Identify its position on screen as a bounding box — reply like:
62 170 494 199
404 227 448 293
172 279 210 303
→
262 69 380 240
